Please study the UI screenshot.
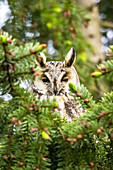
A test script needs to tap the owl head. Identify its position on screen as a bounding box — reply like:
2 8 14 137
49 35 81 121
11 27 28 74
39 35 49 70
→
34 48 80 97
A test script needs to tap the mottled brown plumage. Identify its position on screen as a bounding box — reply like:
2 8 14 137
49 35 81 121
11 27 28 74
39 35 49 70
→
31 48 84 121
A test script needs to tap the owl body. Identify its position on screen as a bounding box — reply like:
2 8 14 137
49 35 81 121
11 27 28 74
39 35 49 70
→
32 48 84 121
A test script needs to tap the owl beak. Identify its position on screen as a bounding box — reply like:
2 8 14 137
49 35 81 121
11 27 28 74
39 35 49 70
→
53 86 57 95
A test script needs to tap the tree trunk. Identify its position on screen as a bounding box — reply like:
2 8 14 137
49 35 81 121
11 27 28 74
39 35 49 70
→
76 0 104 63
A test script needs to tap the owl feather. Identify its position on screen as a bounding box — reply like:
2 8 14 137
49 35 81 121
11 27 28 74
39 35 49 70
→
31 48 84 121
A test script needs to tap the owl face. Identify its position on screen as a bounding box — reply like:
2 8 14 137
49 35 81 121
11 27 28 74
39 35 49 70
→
33 48 80 97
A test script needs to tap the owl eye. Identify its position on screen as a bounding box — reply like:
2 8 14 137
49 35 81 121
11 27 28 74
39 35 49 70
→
62 78 68 82
42 75 50 83
61 74 68 82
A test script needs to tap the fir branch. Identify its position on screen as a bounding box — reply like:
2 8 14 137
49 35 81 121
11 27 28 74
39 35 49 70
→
6 124 14 169
102 69 113 75
91 69 113 78
3 43 14 92
98 111 113 120
12 51 36 61
7 124 13 155
69 83 94 108
12 44 47 62
14 71 33 76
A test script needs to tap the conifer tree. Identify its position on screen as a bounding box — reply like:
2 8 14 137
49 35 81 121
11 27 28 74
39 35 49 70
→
0 31 113 170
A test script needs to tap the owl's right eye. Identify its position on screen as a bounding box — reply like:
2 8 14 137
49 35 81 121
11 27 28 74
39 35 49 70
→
42 75 50 83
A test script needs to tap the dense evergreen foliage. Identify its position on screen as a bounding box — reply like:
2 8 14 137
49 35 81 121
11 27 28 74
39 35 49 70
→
0 31 113 170
1 0 113 99
0 0 113 169
2 0 101 99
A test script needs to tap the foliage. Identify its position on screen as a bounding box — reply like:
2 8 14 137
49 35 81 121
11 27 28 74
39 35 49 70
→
99 0 113 22
91 45 113 91
2 0 103 99
0 32 113 170
3 0 90 53
1 0 113 100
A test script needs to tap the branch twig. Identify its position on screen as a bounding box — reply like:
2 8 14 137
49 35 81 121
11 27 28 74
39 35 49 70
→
12 52 36 61
3 43 14 92
100 20 113 30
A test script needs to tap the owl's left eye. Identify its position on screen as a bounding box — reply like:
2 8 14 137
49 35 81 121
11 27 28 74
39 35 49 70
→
62 78 68 82
61 73 68 82
42 75 50 83
61 76 68 82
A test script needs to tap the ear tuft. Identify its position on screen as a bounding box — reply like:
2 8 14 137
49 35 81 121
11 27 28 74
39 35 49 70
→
36 52 47 67
65 47 76 67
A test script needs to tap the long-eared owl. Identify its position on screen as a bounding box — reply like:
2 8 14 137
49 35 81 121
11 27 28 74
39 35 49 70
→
32 48 84 121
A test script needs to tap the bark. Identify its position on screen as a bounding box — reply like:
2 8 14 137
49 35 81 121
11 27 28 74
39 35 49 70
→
76 0 105 63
